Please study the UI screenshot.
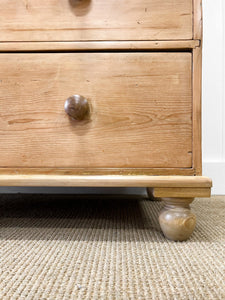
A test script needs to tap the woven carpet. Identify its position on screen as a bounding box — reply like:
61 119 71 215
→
0 194 224 300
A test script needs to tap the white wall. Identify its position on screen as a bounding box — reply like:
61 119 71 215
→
202 0 225 194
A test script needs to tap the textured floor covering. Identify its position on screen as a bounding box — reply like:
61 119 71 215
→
0 194 224 300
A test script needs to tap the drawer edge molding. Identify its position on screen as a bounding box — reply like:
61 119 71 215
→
0 40 200 52
0 175 212 188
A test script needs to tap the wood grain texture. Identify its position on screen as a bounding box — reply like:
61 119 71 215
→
0 52 192 169
0 168 196 176
194 0 202 40
0 175 212 187
159 197 196 241
0 41 200 52
192 46 202 175
154 187 211 198
0 0 192 41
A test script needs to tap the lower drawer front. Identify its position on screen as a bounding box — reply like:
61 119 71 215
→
0 53 192 168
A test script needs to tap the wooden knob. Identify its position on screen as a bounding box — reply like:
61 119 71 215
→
64 95 90 121
69 0 91 9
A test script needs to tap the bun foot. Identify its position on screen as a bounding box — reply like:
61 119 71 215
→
159 197 196 241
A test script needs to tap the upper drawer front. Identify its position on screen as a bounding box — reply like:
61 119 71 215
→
0 0 193 41
0 52 192 169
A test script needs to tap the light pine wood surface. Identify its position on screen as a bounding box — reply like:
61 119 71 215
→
192 46 202 175
0 175 212 187
0 52 192 169
194 0 202 39
0 0 192 42
0 167 196 176
0 41 200 52
153 187 211 198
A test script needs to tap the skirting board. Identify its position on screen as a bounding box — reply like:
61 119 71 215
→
203 162 225 195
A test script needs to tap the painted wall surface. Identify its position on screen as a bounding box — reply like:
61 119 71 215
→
0 1 224 195
202 0 225 194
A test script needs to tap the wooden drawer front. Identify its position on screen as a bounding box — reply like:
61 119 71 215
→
0 53 192 169
0 0 192 42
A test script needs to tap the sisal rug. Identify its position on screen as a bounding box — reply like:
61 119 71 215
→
0 194 224 300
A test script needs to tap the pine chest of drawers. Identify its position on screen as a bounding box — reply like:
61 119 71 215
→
0 0 212 241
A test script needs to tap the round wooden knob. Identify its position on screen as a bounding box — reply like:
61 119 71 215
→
69 0 91 9
64 95 90 121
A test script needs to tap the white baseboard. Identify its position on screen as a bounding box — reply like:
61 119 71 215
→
203 162 225 195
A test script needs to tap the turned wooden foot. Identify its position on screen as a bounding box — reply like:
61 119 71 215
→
159 197 196 241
